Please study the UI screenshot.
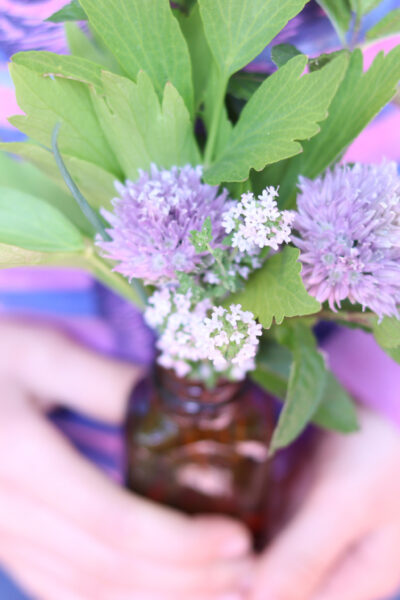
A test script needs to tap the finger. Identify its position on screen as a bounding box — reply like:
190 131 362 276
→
2 543 244 600
1 536 250 599
251 481 368 600
0 385 251 566
0 545 87 600
312 523 400 600
0 319 143 423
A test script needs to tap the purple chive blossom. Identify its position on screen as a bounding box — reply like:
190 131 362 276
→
97 164 229 285
292 162 400 320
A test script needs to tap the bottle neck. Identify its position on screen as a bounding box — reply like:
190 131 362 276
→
156 367 244 416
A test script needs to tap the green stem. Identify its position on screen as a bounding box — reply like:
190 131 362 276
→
84 245 147 309
204 78 227 166
317 309 375 328
207 243 227 278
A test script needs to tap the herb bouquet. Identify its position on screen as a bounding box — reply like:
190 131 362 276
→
1 0 400 547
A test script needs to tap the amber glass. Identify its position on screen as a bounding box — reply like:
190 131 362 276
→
126 367 314 550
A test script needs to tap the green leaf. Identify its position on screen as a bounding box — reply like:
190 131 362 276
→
0 242 84 269
350 0 382 15
367 9 400 40
253 337 359 433
190 217 213 252
270 322 327 452
262 46 400 208
271 43 302 68
79 0 194 114
373 317 400 349
46 0 87 22
227 72 266 102
198 0 308 78
91 71 200 180
0 187 84 252
316 0 352 43
251 340 292 398
0 151 94 236
65 23 122 74
176 4 214 110
204 53 348 184
383 346 400 364
9 63 121 175
0 142 116 212
313 372 359 433
227 247 321 328
12 51 103 93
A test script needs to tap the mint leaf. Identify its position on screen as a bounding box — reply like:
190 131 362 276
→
198 0 308 78
270 322 327 453
204 53 348 184
9 63 120 175
91 71 200 180
263 47 400 207
0 187 84 252
190 217 212 252
227 247 321 328
79 0 194 114
253 337 359 433
373 317 400 349
0 151 93 236
46 0 87 22
0 142 116 212
367 9 400 40
12 51 104 93
313 372 359 433
384 347 400 364
271 43 302 68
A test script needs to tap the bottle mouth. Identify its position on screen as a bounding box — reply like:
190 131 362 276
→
156 365 245 409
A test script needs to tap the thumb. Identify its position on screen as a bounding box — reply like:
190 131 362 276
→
251 483 366 600
0 319 143 423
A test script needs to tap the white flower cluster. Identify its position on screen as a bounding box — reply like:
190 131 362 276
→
202 305 262 378
144 289 262 380
222 187 294 254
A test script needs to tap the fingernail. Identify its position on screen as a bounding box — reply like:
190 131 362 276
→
220 536 251 558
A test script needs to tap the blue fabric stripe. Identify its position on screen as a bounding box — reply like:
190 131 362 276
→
0 290 98 316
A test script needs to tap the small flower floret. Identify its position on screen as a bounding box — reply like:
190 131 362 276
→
222 187 294 254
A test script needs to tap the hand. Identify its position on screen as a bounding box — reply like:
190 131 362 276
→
251 408 400 600
0 320 252 600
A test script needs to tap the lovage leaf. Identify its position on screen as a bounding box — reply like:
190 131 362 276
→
367 9 400 40
91 71 200 180
79 0 194 113
261 46 400 207
204 53 348 184
198 0 308 78
270 322 327 453
316 1 352 43
9 63 121 176
271 43 302 68
46 0 87 23
0 151 94 236
0 142 116 212
227 247 321 329
12 51 104 93
0 187 84 252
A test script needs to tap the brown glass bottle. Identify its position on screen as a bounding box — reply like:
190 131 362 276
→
126 367 284 548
